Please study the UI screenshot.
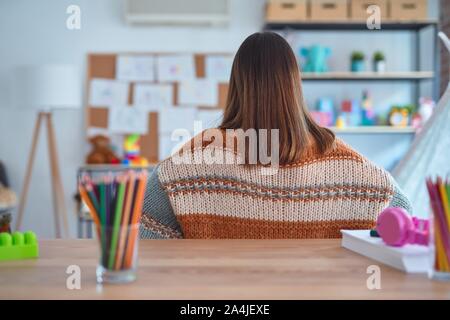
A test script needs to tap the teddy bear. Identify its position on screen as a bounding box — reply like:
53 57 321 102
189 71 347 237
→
86 135 120 165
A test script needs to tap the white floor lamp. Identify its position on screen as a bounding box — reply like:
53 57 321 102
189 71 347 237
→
13 65 81 238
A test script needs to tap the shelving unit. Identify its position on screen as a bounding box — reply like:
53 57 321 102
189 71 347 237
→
265 20 438 31
330 126 416 134
264 20 440 135
301 71 434 81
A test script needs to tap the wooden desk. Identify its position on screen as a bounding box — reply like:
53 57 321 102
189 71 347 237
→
0 239 449 299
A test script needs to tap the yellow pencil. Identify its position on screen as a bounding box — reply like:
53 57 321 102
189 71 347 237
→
435 220 449 272
115 172 136 270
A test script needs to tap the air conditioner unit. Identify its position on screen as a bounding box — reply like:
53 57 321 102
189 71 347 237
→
124 0 230 26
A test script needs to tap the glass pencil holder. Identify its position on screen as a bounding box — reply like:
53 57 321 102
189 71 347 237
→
428 214 450 281
96 223 140 284
77 168 148 284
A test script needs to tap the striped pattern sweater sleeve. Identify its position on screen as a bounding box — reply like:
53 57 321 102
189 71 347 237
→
139 166 183 239
140 133 412 239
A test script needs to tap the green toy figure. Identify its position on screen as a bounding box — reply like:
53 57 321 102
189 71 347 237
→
300 45 331 73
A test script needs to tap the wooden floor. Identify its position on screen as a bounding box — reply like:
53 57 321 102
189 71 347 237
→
0 239 449 299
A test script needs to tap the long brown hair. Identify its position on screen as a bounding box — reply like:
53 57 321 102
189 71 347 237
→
219 32 335 165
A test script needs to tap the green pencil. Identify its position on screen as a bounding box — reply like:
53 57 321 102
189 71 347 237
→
108 176 126 269
99 179 106 226
86 185 100 213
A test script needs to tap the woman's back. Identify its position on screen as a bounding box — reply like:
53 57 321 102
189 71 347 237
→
140 131 410 239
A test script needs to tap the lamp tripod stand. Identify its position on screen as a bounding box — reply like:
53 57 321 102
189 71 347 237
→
15 111 69 238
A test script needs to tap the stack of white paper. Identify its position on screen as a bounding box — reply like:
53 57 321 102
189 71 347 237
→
341 230 430 273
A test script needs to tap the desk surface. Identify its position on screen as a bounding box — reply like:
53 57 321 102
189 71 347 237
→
0 239 449 299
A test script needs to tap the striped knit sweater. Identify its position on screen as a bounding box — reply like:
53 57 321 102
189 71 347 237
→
140 131 411 239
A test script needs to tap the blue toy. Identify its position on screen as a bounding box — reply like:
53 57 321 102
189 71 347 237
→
300 45 331 73
316 98 335 126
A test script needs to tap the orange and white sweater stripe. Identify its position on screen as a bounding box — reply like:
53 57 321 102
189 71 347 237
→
140 136 411 239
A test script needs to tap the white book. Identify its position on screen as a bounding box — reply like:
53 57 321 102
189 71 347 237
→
341 230 431 273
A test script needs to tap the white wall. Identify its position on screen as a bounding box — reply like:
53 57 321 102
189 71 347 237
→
0 0 440 238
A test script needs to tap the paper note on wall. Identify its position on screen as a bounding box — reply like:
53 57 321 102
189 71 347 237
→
156 55 196 82
133 84 173 110
89 79 129 107
108 106 148 134
205 55 233 82
158 133 192 160
116 55 155 81
196 110 223 129
178 80 218 107
158 107 197 134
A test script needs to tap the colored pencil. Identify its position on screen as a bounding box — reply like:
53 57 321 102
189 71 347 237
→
78 184 100 227
108 175 126 270
124 171 148 268
115 171 136 270
99 178 107 266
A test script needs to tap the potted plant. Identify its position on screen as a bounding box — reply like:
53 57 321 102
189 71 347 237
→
351 51 365 72
373 51 386 73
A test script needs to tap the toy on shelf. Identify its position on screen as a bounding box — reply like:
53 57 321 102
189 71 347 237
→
0 231 39 261
86 135 120 165
122 134 149 167
388 105 412 127
310 111 332 127
340 99 361 126
335 115 346 129
300 45 331 73
412 97 435 130
316 98 335 126
361 91 376 126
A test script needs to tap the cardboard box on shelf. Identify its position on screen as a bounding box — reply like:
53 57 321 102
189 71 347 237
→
266 0 308 22
310 0 349 21
390 0 427 21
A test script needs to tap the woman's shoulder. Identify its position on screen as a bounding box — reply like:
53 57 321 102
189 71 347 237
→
286 137 365 167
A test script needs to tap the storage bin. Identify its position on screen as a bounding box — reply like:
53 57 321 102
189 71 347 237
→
266 0 308 22
390 0 427 21
310 0 348 21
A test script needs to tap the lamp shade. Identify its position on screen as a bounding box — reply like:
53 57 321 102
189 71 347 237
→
13 64 81 110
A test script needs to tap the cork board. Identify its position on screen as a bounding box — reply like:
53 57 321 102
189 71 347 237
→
86 53 231 163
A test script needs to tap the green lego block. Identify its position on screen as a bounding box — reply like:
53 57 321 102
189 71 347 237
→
0 231 39 261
